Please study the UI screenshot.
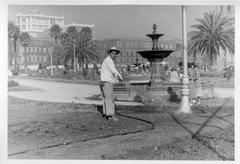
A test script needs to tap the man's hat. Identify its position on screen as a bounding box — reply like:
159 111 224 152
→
107 46 120 54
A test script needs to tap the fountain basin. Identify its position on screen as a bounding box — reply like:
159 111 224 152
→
137 50 174 61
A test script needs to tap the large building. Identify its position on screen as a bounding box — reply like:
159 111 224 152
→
96 38 179 67
63 23 94 33
9 11 95 68
16 10 64 33
9 32 52 68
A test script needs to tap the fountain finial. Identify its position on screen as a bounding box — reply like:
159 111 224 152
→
153 23 157 34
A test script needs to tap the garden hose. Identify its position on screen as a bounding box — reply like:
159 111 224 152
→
9 105 155 157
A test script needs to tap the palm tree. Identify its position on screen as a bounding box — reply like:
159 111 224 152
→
19 32 31 68
49 24 62 66
188 11 234 69
8 21 20 67
60 26 98 72
77 27 98 70
60 27 77 69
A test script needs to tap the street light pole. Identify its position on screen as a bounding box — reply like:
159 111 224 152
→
73 39 76 72
50 47 53 76
177 5 191 114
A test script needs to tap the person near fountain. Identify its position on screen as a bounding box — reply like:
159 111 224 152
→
177 62 184 79
167 87 180 102
192 62 201 105
100 47 123 121
169 67 181 83
188 62 196 105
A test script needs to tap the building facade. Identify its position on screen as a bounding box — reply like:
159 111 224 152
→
16 10 64 33
96 38 179 67
63 23 94 33
10 11 95 68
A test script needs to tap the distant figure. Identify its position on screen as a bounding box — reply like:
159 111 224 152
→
167 87 180 102
38 64 43 74
169 67 180 83
100 47 123 121
178 61 184 79
224 66 234 81
127 65 131 72
192 62 201 105
142 64 146 75
188 62 196 105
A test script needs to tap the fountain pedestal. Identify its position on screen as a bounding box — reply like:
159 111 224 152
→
150 58 164 83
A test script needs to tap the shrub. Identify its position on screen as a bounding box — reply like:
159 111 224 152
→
8 80 19 87
200 71 224 78
82 68 88 77
133 95 143 102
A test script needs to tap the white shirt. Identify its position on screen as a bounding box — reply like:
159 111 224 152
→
100 55 122 83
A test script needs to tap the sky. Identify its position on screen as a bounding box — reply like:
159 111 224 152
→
8 5 221 40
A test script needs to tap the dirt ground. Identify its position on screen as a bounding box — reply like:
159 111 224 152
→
8 96 234 160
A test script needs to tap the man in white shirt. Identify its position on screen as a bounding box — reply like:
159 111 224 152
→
100 47 123 121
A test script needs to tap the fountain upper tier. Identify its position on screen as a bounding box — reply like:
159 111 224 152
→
137 23 174 60
146 33 164 41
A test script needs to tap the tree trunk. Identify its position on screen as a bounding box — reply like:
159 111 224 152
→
224 52 227 68
71 59 74 70
54 38 60 70
24 46 27 68
8 38 12 67
85 63 88 69
14 38 17 67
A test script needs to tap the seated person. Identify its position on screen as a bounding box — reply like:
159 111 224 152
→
167 87 180 102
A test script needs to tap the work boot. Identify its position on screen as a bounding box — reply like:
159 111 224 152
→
107 116 119 121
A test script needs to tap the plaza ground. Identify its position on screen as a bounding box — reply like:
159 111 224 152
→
8 76 234 160
8 96 234 160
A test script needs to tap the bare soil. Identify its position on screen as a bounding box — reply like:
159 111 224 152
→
8 96 234 160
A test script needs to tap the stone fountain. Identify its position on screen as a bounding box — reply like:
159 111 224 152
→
114 24 215 103
137 23 174 84
114 24 178 103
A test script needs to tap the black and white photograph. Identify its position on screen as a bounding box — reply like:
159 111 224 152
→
1 0 240 163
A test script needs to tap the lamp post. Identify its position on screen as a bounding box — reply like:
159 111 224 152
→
73 39 76 72
177 5 191 114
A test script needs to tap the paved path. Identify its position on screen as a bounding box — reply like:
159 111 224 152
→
8 77 234 105
214 87 234 98
8 77 143 106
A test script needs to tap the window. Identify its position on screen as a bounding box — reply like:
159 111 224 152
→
32 25 37 30
22 25 26 30
22 17 26 24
